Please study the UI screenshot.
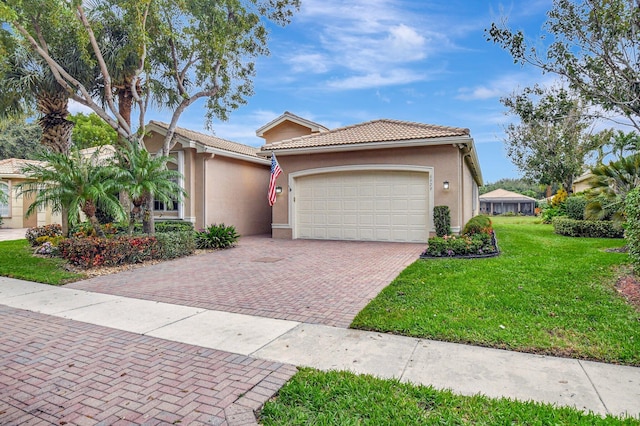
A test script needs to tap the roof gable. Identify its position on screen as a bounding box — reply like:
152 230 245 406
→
255 111 329 138
147 121 268 165
260 119 470 151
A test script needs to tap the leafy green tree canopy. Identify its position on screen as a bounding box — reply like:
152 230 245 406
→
480 178 547 199
1 0 300 154
68 113 118 150
0 120 43 159
501 85 603 193
487 0 640 132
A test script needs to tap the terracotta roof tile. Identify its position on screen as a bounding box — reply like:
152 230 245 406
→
261 119 470 151
0 158 46 175
150 121 261 158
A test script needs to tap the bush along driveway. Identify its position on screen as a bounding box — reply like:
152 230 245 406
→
352 216 640 366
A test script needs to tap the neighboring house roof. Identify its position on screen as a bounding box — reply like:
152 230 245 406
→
255 111 330 137
0 158 47 178
261 119 470 151
147 121 269 165
480 188 536 202
573 171 593 184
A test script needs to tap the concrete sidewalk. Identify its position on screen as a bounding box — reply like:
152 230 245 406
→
2 277 639 421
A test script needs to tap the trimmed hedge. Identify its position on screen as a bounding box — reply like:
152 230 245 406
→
626 188 640 269
155 221 195 233
433 205 451 237
155 231 195 259
564 196 587 220
552 217 624 238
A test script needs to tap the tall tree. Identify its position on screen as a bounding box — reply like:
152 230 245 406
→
501 86 603 193
1 0 300 153
487 0 640 132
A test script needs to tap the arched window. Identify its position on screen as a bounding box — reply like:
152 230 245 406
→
0 181 9 217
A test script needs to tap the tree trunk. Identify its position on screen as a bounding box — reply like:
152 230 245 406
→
61 209 69 237
142 196 155 235
82 200 105 238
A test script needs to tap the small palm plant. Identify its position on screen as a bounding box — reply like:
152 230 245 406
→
585 153 640 222
16 148 126 237
110 141 187 235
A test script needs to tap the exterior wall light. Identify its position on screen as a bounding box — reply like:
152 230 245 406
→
275 186 283 194
443 181 450 190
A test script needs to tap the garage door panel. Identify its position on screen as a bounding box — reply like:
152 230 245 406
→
295 170 429 243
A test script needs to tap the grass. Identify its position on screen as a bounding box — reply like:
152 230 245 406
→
0 239 84 285
260 368 639 425
352 216 640 365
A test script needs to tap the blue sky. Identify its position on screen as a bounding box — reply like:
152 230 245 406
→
75 0 557 184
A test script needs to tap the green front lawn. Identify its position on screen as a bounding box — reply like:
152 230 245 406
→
0 239 84 285
260 368 638 425
352 216 640 365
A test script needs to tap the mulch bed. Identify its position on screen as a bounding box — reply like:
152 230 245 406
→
616 272 640 311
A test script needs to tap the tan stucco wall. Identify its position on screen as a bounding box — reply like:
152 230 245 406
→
0 178 61 229
573 180 591 194
144 130 271 235
204 156 271 235
270 144 469 238
262 121 315 144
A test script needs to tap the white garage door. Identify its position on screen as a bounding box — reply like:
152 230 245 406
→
295 170 429 242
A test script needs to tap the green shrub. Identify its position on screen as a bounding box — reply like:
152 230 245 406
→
462 215 492 236
58 236 159 268
423 233 496 257
540 206 562 224
626 188 640 269
564 196 588 220
25 224 63 246
155 221 194 233
155 231 195 259
433 206 451 237
552 217 624 238
195 223 240 249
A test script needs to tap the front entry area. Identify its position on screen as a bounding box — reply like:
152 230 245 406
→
294 169 430 243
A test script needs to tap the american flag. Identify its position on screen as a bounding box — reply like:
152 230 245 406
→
268 153 282 206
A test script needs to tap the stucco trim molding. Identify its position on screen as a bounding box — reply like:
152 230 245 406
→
271 223 291 229
286 164 436 239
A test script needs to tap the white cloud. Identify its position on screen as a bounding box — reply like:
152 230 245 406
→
68 99 95 115
326 69 426 90
281 0 456 89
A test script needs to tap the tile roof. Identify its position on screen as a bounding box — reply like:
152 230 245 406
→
149 121 261 158
255 111 330 137
261 119 470 151
0 158 46 175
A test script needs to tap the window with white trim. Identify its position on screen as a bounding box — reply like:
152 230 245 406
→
153 159 180 213
0 181 9 217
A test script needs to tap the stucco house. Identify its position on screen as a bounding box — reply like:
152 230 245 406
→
573 171 594 193
479 188 536 216
257 112 483 242
144 121 272 236
0 158 62 228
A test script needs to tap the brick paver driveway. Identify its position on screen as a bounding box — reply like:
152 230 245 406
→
0 305 296 425
68 236 423 327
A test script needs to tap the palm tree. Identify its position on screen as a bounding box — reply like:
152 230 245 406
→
585 153 640 222
16 148 126 237
110 141 186 235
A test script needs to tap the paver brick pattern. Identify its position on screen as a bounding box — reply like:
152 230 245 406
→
0 305 297 425
68 236 423 328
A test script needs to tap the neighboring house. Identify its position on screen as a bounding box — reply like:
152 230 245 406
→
258 112 483 243
573 171 594 193
0 158 62 228
144 121 272 236
480 189 536 216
